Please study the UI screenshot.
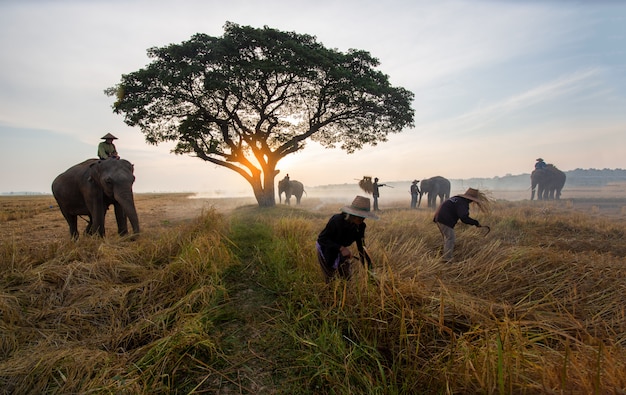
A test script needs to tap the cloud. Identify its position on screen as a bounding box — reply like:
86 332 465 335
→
1 0 625 193
431 68 604 136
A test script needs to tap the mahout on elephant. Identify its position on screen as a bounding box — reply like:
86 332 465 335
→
419 176 451 208
52 158 140 239
278 178 306 205
531 164 566 200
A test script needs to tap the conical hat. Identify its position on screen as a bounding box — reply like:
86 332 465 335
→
101 133 118 140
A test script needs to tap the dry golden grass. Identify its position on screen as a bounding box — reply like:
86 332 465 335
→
340 197 626 393
1 191 625 393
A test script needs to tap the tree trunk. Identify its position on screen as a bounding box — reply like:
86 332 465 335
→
254 183 276 207
250 170 278 207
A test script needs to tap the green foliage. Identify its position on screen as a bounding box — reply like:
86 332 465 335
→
106 22 414 206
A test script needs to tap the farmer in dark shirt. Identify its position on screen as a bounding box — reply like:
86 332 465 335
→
316 195 378 282
372 177 387 211
433 188 490 262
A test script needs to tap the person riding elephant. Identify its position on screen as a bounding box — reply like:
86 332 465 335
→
535 157 547 170
98 133 120 160
278 177 306 205
531 164 566 200
52 158 140 239
419 176 451 208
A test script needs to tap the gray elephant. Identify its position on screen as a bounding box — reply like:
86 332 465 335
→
531 165 566 200
52 158 140 238
419 176 451 208
278 179 305 205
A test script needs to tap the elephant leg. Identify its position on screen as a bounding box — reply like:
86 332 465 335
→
66 214 79 239
91 213 105 237
86 201 106 236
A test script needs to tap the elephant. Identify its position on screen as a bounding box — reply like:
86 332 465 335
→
52 158 140 239
531 165 566 200
419 176 451 208
278 179 306 205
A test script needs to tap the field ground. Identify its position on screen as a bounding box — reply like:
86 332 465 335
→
1 185 626 393
2 185 625 244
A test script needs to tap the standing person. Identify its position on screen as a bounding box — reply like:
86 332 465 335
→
98 133 120 159
433 188 491 262
316 196 378 282
410 180 420 209
372 177 387 211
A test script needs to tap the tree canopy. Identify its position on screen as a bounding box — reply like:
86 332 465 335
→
107 22 415 206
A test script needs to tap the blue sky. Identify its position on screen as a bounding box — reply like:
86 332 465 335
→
1 0 624 195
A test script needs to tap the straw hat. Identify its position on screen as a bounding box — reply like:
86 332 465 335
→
412 180 419 184
457 188 482 202
536 158 544 162
101 133 118 140
456 188 491 213
341 195 379 219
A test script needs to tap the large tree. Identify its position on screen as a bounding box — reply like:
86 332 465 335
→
106 22 414 207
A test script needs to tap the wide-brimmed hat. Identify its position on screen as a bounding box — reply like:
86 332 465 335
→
456 188 492 213
457 188 481 202
341 195 378 219
412 180 419 184
101 133 118 140
536 158 544 162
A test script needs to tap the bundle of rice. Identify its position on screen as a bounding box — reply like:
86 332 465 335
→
359 176 373 194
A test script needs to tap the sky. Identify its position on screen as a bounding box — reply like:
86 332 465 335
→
1 0 625 196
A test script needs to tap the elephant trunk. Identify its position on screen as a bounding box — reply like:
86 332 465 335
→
126 204 140 234
115 190 140 234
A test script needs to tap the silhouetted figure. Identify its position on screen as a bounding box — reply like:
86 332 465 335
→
410 180 420 209
535 158 547 170
372 177 386 211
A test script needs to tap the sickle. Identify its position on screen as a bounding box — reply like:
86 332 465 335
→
481 225 491 236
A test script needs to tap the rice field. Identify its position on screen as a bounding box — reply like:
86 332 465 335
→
1 192 625 394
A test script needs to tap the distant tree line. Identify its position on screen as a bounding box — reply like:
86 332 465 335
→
459 168 626 189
